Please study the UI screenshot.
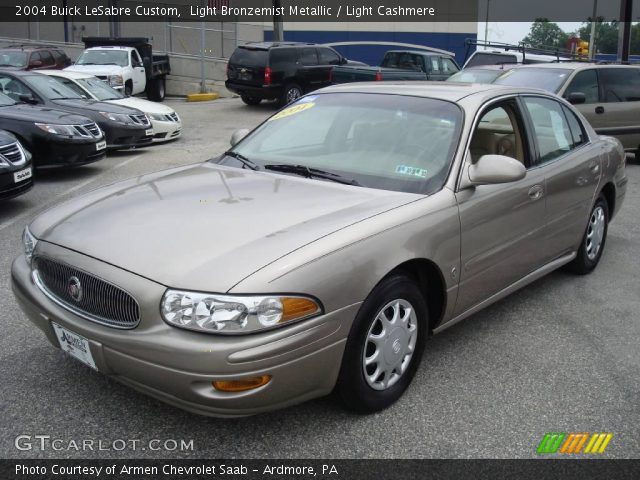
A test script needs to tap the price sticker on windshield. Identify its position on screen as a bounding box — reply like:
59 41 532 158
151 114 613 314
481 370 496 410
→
269 102 315 121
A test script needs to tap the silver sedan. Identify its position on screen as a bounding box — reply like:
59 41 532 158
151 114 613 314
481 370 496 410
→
12 83 627 416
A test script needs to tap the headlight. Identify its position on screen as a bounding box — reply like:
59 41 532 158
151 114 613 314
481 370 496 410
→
108 75 124 87
35 123 79 137
23 226 38 265
99 111 134 125
161 290 322 334
148 113 169 121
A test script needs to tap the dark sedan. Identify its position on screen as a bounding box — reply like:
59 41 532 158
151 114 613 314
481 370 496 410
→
0 129 33 199
0 91 106 168
0 69 153 150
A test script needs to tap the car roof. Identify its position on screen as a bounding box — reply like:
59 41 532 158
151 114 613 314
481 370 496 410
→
0 68 38 77
385 50 444 57
85 46 133 51
319 82 548 102
506 62 640 71
239 42 318 50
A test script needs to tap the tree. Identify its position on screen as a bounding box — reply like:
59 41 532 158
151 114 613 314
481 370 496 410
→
577 18 619 54
522 18 570 49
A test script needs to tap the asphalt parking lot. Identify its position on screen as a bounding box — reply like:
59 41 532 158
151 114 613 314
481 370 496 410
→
0 97 639 460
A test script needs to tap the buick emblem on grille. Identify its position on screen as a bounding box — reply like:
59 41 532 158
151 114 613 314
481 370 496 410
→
67 276 83 302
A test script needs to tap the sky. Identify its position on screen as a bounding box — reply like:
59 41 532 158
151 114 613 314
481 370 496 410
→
477 22 583 45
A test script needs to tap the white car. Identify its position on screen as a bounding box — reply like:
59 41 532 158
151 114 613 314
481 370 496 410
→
39 70 181 143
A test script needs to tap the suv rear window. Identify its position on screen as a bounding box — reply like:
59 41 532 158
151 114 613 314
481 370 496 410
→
229 47 268 67
466 53 518 67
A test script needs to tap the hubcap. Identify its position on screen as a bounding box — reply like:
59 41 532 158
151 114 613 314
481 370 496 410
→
362 299 418 391
586 205 606 261
286 87 301 103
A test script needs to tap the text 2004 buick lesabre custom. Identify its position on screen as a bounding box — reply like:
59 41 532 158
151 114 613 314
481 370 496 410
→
12 83 627 416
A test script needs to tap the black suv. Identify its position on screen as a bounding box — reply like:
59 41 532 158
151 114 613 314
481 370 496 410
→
226 42 360 106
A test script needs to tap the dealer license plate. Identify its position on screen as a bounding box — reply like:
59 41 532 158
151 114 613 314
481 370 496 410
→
95 140 106 150
13 167 32 183
52 323 97 370
145 129 154 136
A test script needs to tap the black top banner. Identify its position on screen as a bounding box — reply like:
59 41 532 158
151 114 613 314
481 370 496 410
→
0 0 637 22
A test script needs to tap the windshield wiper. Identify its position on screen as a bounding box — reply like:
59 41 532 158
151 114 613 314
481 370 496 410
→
264 164 360 186
223 151 259 170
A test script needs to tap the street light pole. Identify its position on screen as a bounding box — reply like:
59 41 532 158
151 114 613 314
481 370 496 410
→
484 0 490 44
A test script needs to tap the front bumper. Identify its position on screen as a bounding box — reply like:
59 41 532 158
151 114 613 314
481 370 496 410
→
0 164 33 199
32 137 106 169
11 244 355 417
101 122 154 150
150 119 182 143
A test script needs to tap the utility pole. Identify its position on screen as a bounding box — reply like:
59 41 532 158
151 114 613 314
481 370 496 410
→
273 0 284 42
484 0 490 44
588 0 597 60
617 0 632 63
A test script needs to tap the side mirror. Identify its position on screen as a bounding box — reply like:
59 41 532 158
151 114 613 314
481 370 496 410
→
566 92 586 105
464 154 526 187
19 94 38 105
340 57 348 65
230 128 250 147
29 60 43 68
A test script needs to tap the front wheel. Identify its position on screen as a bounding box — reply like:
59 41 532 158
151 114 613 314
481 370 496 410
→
567 194 609 275
124 81 133 97
337 274 428 413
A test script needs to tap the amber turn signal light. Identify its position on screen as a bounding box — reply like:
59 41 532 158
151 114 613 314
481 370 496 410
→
213 375 272 392
281 297 320 322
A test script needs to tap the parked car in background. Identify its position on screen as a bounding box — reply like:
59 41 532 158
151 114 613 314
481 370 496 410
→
66 37 170 101
495 63 640 157
12 83 626 417
446 65 516 84
0 130 33 199
331 49 459 84
0 69 153 150
40 70 181 143
0 91 105 168
226 42 361 105
0 44 71 71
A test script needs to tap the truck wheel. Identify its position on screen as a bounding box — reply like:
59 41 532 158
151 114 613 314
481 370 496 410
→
147 78 166 102
241 95 262 106
124 81 133 97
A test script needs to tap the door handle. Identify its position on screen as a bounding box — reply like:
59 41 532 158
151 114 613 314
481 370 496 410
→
528 185 544 201
595 106 605 114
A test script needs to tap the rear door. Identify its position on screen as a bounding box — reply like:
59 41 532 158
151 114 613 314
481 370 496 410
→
227 47 269 87
296 47 325 91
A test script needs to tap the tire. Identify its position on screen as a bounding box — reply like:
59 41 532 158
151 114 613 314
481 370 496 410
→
337 274 428 413
280 83 303 106
241 95 262 106
566 194 609 275
124 81 133 97
146 78 166 102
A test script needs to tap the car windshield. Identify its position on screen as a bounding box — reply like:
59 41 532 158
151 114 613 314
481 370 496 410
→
76 50 128 67
25 75 83 100
220 93 463 195
0 91 16 106
495 68 571 93
447 69 504 83
0 50 27 67
76 77 124 100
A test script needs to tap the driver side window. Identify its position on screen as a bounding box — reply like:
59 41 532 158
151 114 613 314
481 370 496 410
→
469 102 526 166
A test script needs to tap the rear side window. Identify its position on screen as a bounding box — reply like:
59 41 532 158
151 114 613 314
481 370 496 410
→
466 53 518 67
318 48 341 65
39 51 54 66
229 47 268 67
600 68 640 102
52 50 64 61
269 48 295 69
522 97 574 165
562 105 587 148
441 58 459 74
564 70 599 103
299 48 318 66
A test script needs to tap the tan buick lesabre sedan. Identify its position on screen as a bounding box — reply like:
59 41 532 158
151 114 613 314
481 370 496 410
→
12 83 628 417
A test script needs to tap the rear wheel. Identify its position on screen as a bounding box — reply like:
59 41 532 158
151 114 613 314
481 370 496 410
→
567 194 609 275
280 83 302 106
337 274 428 413
147 77 166 102
241 95 262 106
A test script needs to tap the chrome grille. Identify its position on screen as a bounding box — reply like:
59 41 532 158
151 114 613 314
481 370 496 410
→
33 257 140 329
73 123 101 138
130 114 150 127
0 142 25 166
166 112 180 122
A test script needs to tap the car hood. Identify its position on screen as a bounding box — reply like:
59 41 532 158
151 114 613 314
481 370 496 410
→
0 103 91 124
31 163 419 292
51 98 141 115
107 97 175 115
65 64 123 76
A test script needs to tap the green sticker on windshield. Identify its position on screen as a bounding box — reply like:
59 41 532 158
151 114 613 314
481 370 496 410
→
395 165 428 178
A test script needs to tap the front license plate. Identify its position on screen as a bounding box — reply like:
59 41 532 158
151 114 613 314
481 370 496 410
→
13 167 32 183
95 140 106 150
52 322 97 370
145 129 154 136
